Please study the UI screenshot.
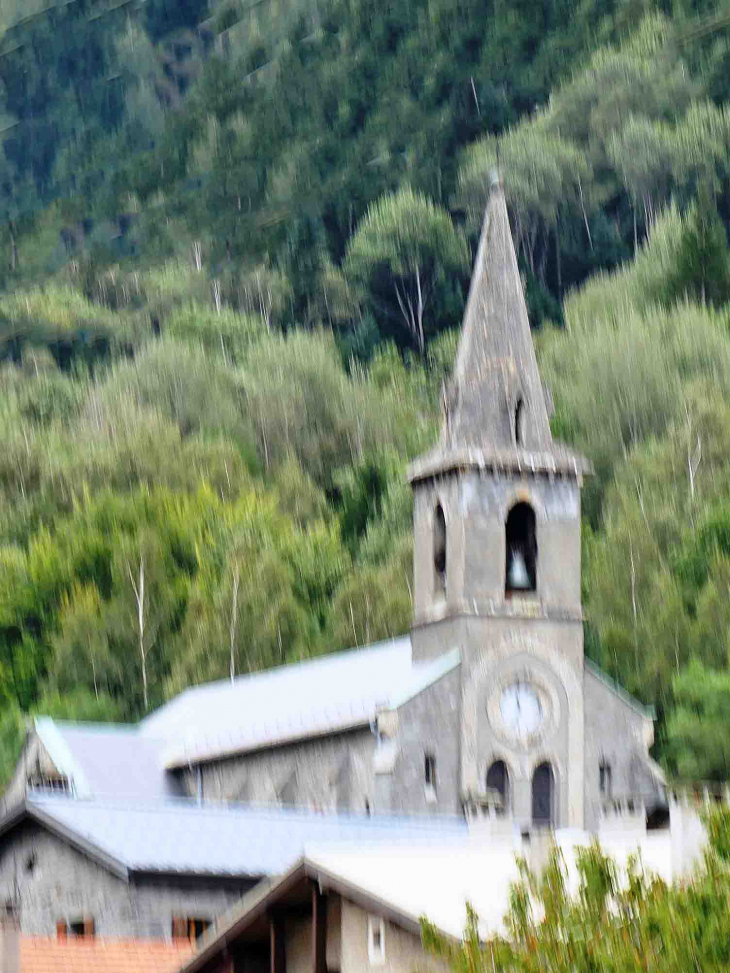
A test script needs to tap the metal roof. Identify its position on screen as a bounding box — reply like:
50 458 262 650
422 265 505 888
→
34 719 182 801
28 639 463 796
15 794 467 880
142 637 418 767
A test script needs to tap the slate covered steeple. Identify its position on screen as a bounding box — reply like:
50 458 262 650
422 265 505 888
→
408 175 590 634
445 176 552 452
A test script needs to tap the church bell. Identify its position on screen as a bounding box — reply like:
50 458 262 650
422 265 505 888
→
507 547 531 590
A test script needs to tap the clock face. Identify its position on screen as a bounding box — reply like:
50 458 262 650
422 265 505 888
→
500 683 542 737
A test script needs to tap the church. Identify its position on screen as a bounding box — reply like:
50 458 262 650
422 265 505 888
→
0 178 666 943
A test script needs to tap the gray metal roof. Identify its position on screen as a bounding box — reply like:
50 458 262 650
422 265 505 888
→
35 719 182 801
23 794 467 879
142 637 418 767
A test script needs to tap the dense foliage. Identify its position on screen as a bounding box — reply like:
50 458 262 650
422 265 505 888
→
3 0 730 783
422 805 730 972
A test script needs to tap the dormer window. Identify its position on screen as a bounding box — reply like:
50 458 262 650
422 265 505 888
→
28 772 70 794
506 502 537 594
433 504 447 596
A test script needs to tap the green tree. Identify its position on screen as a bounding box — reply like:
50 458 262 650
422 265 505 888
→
665 184 730 308
344 187 468 355
667 660 730 781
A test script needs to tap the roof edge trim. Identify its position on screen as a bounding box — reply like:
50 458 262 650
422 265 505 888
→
0 800 130 882
585 659 656 720
384 648 461 711
33 718 92 798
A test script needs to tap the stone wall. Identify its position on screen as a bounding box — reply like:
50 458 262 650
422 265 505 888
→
185 729 377 815
383 667 462 816
583 668 659 832
0 822 252 939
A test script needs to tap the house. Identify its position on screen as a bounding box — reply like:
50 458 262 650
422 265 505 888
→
172 794 711 973
0 792 465 939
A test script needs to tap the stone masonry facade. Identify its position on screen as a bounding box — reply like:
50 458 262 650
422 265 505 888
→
0 822 252 939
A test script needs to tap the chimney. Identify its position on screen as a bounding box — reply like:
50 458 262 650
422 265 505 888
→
0 902 20 973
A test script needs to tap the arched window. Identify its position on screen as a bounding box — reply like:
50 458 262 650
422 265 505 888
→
434 504 447 596
514 397 524 446
505 502 537 594
532 762 554 826
486 760 510 815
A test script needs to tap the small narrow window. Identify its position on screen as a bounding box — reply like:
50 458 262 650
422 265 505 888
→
434 504 447 596
515 397 524 446
367 915 386 965
599 762 612 797
424 753 437 803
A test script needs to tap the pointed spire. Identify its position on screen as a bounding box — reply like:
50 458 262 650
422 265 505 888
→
445 178 552 452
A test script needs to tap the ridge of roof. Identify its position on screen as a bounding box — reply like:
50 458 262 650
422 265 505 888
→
26 792 466 828
143 635 412 722
48 720 145 734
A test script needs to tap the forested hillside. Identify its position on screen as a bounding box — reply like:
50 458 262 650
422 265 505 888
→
3 0 730 782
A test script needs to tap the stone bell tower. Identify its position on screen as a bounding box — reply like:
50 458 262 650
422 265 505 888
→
407 177 591 829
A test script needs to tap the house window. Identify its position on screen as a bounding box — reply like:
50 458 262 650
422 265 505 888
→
57 917 95 939
172 917 212 943
434 504 447 596
599 762 613 797
367 915 386 965
505 502 537 594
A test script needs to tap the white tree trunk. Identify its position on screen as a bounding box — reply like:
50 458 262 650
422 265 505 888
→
128 555 148 711
229 563 240 683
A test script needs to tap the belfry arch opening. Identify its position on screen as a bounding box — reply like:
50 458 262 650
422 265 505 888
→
486 760 510 815
434 504 447 596
505 502 537 594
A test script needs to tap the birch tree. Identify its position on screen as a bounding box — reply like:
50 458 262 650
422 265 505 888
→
344 187 468 355
114 531 172 712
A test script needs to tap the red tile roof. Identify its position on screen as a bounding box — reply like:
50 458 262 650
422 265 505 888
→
21 937 194 973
